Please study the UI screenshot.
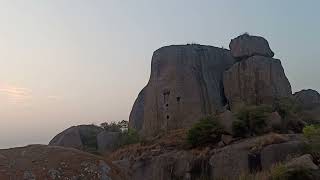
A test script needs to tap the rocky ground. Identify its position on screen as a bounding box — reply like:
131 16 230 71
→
0 145 125 180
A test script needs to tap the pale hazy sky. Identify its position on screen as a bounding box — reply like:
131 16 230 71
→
0 0 319 148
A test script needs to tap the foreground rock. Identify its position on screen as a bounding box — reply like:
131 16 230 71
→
130 45 236 137
223 56 292 110
229 34 274 59
49 125 103 152
0 145 125 180
110 132 306 180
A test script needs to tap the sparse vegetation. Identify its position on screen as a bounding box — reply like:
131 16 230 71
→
233 105 273 136
303 125 320 153
187 116 223 147
118 128 140 146
100 120 128 132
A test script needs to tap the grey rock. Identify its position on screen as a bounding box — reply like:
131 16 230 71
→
221 134 233 145
260 140 306 170
223 56 292 111
286 154 318 170
97 131 121 153
48 169 61 180
218 110 237 134
23 170 35 180
99 160 112 180
229 34 274 59
129 88 146 131
267 112 282 130
130 45 236 137
294 89 320 109
49 125 103 150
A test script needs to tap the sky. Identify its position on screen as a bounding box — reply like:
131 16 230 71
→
0 0 319 148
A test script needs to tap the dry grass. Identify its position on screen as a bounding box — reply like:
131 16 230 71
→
251 133 289 152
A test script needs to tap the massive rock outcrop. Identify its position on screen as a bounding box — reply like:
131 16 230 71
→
224 35 292 111
229 33 274 59
129 45 236 137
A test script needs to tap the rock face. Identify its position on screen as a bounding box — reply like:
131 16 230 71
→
223 55 292 110
97 131 121 153
129 45 236 137
294 89 320 109
0 145 124 180
129 88 146 131
49 125 103 151
229 34 274 59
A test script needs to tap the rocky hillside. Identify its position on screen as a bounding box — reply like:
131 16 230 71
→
2 33 320 180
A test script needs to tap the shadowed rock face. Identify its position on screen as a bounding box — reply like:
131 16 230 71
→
49 125 103 151
130 45 235 137
223 56 292 111
230 34 274 59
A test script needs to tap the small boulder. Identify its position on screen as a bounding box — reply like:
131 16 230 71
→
229 34 274 59
221 134 233 145
267 112 282 130
286 154 319 170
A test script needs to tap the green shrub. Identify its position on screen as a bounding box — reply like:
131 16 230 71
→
234 105 272 136
118 128 140 146
187 116 223 147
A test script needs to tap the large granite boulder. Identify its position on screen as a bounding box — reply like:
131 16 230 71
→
49 125 103 151
97 131 121 153
129 45 236 137
294 89 320 109
223 55 292 111
229 34 274 59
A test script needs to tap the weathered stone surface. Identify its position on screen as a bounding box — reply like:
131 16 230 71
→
260 140 306 170
223 56 292 111
114 150 208 180
221 134 233 145
294 89 320 109
267 112 282 130
49 125 103 151
130 45 235 137
229 34 274 59
217 110 237 134
210 138 251 179
97 131 121 153
129 88 146 131
286 154 319 170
